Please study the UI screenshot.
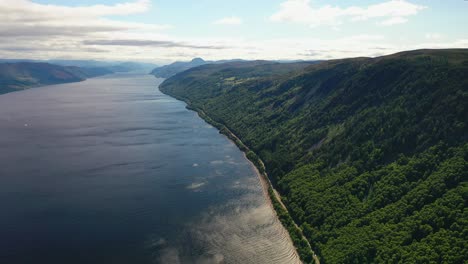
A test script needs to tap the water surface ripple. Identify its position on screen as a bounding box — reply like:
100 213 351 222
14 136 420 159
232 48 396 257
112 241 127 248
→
0 74 300 264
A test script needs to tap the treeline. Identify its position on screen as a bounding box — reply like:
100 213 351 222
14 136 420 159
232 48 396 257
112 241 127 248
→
160 49 468 263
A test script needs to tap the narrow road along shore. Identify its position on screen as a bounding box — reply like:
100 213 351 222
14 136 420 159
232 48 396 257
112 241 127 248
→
217 123 321 264
157 91 320 264
192 106 319 264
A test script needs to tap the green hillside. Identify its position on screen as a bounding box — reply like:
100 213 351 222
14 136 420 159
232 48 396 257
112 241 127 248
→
160 49 468 263
0 62 112 94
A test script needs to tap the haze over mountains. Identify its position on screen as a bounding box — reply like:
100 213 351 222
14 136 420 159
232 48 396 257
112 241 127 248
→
0 60 158 94
150 58 315 78
0 57 313 95
150 58 249 78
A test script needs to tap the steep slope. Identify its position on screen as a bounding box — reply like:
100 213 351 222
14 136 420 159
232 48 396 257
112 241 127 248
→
0 62 110 94
160 49 468 263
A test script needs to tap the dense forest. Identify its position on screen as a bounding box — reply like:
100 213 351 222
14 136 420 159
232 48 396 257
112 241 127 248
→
160 49 468 263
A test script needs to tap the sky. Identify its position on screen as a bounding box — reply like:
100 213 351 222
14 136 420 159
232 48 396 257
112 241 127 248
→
1 0 467 63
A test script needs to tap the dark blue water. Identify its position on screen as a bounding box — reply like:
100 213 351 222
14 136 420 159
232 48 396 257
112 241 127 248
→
0 74 299 264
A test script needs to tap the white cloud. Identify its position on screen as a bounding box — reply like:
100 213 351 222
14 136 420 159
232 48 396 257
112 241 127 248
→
0 0 464 63
379 17 408 26
0 0 168 38
0 0 222 62
214 16 243 25
1 0 151 20
270 0 426 27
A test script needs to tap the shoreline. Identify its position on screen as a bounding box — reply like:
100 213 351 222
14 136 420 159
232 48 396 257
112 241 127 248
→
242 149 303 264
158 86 319 264
211 119 320 264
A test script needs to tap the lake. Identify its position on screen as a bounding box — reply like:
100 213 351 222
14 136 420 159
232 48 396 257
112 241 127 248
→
0 74 300 264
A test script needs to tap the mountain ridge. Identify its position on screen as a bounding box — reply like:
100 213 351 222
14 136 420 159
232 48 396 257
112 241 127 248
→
0 62 111 94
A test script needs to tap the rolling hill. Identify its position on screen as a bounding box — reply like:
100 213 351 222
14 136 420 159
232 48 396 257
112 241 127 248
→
0 62 112 94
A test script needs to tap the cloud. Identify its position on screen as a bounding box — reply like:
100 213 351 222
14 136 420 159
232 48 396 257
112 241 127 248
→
0 0 234 61
0 0 191 62
284 34 390 59
83 39 227 49
270 0 426 27
0 0 169 39
1 0 151 21
0 0 464 63
379 17 408 26
214 16 243 25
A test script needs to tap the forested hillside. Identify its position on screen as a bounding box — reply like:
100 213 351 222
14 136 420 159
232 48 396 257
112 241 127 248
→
0 62 112 94
160 49 468 263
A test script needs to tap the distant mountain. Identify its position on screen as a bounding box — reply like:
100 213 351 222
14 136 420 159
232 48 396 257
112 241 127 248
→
150 58 318 78
80 67 114 78
47 60 158 73
150 58 208 78
0 62 110 94
46 60 116 68
0 58 162 95
106 62 158 73
0 59 159 74
160 49 468 263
